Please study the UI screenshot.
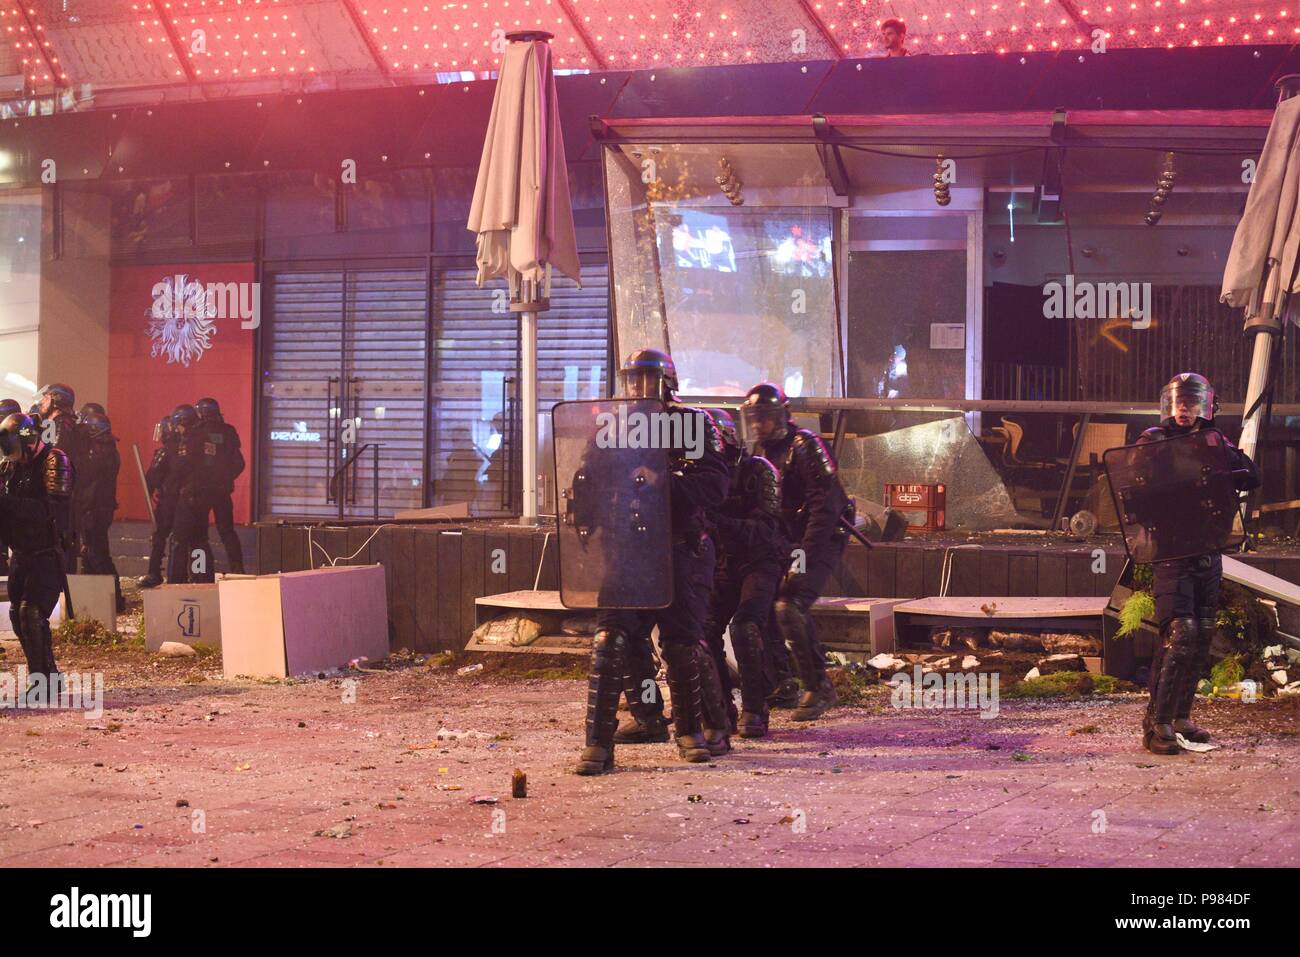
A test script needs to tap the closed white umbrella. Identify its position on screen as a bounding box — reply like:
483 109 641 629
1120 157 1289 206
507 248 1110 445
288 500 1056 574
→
468 30 581 525
1222 76 1300 460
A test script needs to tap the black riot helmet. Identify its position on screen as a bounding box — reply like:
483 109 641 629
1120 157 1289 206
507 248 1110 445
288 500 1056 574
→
81 410 112 440
1159 372 1217 428
195 397 222 422
709 408 742 462
740 382 790 444
618 349 679 402
153 414 175 444
77 402 106 423
37 383 75 416
0 399 21 419
171 404 200 432
0 413 43 464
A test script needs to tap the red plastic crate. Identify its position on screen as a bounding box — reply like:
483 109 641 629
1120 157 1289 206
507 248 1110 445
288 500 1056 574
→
884 483 946 533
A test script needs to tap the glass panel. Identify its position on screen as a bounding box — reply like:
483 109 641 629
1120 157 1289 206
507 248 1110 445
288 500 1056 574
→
604 147 838 397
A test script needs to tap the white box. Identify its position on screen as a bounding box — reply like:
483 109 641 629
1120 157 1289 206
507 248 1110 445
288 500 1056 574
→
217 564 388 679
57 575 118 630
143 583 223 652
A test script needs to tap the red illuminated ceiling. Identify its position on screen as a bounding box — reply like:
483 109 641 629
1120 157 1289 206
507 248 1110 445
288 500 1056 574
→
23 0 1300 97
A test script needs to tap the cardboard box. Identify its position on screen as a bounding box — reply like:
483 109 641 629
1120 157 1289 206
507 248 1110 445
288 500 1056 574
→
218 564 388 679
143 583 223 652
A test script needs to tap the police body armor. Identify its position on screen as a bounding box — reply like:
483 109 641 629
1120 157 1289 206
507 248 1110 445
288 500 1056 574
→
766 427 851 546
713 450 785 567
74 430 120 516
2 445 74 552
199 419 244 493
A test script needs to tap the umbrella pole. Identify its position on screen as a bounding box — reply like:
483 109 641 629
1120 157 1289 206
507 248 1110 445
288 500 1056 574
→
1240 73 1300 463
520 305 539 526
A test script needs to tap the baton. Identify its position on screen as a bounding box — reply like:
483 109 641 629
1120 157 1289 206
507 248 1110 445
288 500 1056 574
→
133 444 156 531
840 515 875 550
49 517 74 621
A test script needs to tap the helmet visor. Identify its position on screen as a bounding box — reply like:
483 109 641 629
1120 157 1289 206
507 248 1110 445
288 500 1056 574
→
618 368 662 400
0 428 23 462
741 403 787 442
1160 383 1213 424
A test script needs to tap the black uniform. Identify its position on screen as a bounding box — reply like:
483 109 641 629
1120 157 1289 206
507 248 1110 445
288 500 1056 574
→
143 429 180 584
39 408 81 572
1137 421 1259 747
0 442 73 695
166 428 215 584
74 425 122 606
702 449 787 736
198 414 245 574
762 427 852 719
581 406 731 771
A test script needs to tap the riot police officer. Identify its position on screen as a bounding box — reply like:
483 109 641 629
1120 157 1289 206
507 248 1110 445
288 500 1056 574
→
166 404 214 584
77 403 106 422
195 397 245 574
138 413 179 589
0 413 73 702
1138 373 1259 755
741 383 851 722
0 398 20 576
74 410 124 613
700 409 787 738
34 384 81 571
576 349 731 775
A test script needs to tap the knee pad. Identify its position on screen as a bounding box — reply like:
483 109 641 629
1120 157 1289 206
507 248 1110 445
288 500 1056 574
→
774 598 805 631
19 602 48 637
592 628 627 658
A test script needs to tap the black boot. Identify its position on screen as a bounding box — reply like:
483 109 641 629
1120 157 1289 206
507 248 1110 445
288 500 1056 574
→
660 643 712 763
576 629 628 775
1145 617 1195 755
731 619 770 738
614 636 669 744
696 644 732 757
778 599 838 721
141 531 167 588
1173 614 1216 744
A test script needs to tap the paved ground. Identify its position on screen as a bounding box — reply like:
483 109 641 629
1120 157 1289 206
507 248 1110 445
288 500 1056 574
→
1 646 1298 869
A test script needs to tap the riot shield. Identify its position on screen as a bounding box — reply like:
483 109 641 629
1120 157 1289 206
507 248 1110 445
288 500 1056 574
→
1103 429 1244 564
552 398 674 609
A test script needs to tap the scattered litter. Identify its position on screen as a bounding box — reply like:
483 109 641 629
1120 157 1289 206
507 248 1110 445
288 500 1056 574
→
456 663 485 676
234 762 251 772
867 653 907 671
157 641 197 658
434 785 463 792
512 769 527 799
377 802 397 810
961 656 980 670
667 813 685 819
1272 670 1289 686
1176 735 1219 752
687 794 703 803
733 818 750 825
176 799 189 808
434 727 493 743
471 796 499 805
980 602 998 616
1024 667 1041 680
315 823 353 839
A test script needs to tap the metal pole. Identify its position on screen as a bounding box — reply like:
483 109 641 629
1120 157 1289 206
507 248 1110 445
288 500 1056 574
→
1239 73 1300 462
520 307 539 525
132 444 156 530
373 443 380 522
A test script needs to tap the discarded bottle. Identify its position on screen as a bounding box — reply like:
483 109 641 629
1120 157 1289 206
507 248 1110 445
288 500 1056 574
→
456 663 484 676
512 769 527 799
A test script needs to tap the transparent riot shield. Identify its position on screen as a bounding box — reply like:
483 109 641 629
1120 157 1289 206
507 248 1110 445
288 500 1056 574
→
552 398 674 609
1103 429 1244 564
